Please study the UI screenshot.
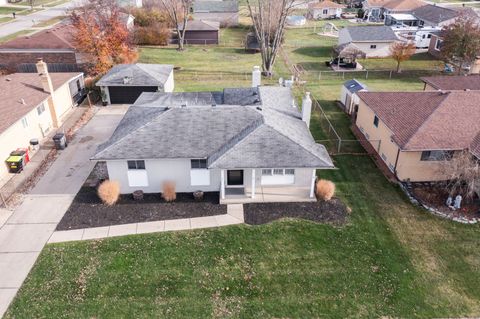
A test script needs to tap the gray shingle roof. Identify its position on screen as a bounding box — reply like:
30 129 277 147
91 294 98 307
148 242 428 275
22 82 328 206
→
342 26 398 42
178 20 220 31
93 86 334 169
344 79 367 93
413 4 459 24
96 64 173 87
193 0 238 13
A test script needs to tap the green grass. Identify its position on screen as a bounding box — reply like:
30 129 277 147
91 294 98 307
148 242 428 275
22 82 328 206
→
0 16 13 23
16 8 42 15
0 6 18 14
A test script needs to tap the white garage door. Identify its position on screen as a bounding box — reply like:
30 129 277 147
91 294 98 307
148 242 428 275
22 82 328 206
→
261 169 295 185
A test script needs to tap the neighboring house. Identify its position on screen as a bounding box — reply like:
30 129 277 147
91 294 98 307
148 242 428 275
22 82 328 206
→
0 60 85 183
340 79 368 115
97 64 174 105
192 0 239 27
116 0 142 8
355 90 480 182
0 24 85 72
421 75 480 91
338 26 399 57
308 0 346 19
362 0 425 22
177 20 220 45
91 76 334 203
427 32 444 58
412 4 460 27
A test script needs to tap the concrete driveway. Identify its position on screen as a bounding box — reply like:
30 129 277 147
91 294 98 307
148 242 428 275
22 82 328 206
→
0 105 127 317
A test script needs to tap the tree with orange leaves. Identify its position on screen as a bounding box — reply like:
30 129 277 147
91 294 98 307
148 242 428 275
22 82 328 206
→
70 0 137 75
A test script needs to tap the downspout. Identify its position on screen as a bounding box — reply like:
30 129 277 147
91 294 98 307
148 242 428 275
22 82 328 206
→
393 148 401 179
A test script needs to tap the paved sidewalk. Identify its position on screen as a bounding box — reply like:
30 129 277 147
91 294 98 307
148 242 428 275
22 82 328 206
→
49 204 245 243
0 106 126 318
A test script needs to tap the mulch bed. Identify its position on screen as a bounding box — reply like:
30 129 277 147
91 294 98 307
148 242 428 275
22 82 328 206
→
243 198 349 225
56 187 226 231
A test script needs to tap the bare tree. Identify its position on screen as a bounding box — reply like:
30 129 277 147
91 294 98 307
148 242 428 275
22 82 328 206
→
389 41 416 73
441 150 480 199
441 14 480 75
246 0 298 76
158 0 192 51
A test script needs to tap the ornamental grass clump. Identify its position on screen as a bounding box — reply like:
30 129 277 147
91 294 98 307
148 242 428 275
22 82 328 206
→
97 180 120 206
315 179 335 201
162 181 176 202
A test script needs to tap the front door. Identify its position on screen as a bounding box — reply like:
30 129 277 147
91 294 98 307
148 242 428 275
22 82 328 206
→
227 170 244 186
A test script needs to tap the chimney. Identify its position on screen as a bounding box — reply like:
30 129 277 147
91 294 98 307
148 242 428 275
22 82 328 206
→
302 92 312 128
36 58 54 93
252 66 261 87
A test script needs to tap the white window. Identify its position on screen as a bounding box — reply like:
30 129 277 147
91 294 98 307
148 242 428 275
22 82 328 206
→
322 9 328 14
190 159 210 186
21 117 28 128
261 168 295 185
127 160 148 187
435 39 443 51
37 104 46 116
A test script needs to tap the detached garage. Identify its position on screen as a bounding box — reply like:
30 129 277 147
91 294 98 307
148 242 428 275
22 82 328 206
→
177 20 220 45
97 63 174 105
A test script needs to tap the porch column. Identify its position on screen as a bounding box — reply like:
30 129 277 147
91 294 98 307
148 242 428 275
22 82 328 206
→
251 169 255 199
309 169 316 198
220 169 225 200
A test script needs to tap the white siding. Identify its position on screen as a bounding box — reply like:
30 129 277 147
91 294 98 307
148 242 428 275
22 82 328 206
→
352 41 395 57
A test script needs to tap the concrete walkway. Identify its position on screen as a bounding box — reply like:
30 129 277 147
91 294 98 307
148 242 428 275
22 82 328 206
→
49 204 245 243
0 0 76 38
0 106 126 318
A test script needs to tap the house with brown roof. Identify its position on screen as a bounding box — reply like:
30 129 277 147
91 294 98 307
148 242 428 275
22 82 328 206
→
308 0 346 19
354 90 480 182
362 0 425 22
0 60 85 183
421 75 480 91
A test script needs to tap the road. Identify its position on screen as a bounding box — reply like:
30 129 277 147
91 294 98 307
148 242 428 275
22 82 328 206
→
0 0 78 38
0 105 127 318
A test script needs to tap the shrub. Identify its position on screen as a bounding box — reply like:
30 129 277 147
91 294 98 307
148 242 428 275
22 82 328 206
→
97 180 120 206
162 181 176 202
315 179 335 201
134 24 171 46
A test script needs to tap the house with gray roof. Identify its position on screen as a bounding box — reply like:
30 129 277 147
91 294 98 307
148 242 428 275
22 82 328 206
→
192 0 239 26
92 74 334 203
338 26 400 57
97 64 174 105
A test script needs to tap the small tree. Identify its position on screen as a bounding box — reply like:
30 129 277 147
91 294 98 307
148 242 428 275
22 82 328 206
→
157 0 192 51
441 150 480 199
70 0 137 75
389 41 416 73
246 0 297 76
441 14 480 74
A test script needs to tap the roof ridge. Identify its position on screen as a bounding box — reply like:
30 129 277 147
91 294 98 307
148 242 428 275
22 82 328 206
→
402 91 451 148
93 107 171 159
265 109 331 165
207 113 264 167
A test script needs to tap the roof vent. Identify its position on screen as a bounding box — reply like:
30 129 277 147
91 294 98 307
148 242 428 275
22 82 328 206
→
465 88 470 91
5 77 11 81
212 103 216 108
123 76 131 84
256 106 262 111
19 98 26 105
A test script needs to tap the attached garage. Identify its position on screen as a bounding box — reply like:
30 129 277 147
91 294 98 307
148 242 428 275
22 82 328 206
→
108 86 159 104
97 63 175 105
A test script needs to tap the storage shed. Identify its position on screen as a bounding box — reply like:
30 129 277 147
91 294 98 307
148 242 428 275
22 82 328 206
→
96 64 174 105
177 20 220 45
340 79 367 115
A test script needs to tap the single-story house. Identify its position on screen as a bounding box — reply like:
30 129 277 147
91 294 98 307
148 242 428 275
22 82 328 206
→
412 4 460 27
308 0 346 19
0 60 85 184
338 25 400 58
362 0 425 22
355 90 480 182
96 64 174 105
177 20 220 45
421 75 480 91
340 79 368 115
92 76 334 204
192 0 239 27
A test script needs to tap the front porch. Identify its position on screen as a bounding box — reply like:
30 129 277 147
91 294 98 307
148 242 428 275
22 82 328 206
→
219 168 317 204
